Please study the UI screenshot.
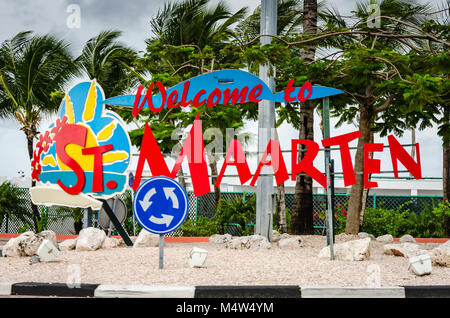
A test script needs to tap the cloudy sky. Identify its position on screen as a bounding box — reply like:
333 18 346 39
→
0 0 444 182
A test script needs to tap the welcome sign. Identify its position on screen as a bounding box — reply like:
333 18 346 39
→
30 69 422 207
30 81 131 209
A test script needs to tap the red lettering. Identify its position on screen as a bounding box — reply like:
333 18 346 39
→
215 139 252 187
180 81 192 107
364 143 383 189
248 84 263 103
192 89 206 107
283 79 296 103
132 85 145 117
149 81 166 112
133 114 210 197
54 124 86 195
322 131 361 186
388 135 421 179
206 88 221 107
298 81 313 102
82 144 113 192
291 139 327 188
250 139 289 186
223 87 248 105
167 90 179 109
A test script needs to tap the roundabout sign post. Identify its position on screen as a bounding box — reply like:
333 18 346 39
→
133 176 189 269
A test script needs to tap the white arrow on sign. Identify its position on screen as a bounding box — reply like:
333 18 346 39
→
149 214 174 227
139 188 156 211
163 187 179 209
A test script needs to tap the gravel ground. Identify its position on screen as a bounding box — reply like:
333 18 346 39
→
1 235 449 287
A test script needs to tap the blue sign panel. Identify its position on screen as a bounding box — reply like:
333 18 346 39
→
128 172 134 188
133 176 188 235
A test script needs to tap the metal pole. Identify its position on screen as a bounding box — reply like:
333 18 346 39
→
159 235 164 269
130 190 136 236
256 0 277 242
86 207 92 228
323 97 334 260
99 199 133 246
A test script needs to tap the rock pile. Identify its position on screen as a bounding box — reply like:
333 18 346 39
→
2 230 58 257
318 237 371 261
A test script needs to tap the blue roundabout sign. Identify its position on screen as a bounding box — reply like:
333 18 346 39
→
133 176 189 235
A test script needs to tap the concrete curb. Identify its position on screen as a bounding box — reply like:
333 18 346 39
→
94 285 195 298
0 282 449 298
300 286 405 298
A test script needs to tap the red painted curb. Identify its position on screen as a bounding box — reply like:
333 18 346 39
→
393 238 449 243
1 233 446 244
0 233 209 243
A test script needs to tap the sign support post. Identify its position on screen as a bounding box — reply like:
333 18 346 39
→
159 235 164 269
323 97 334 260
99 199 133 246
256 0 277 241
133 176 189 269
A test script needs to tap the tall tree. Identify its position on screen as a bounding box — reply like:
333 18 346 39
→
0 31 78 231
237 0 304 233
78 30 138 98
132 0 249 205
289 0 318 235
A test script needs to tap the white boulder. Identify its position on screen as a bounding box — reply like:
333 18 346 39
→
428 240 450 267
133 229 159 248
225 235 271 250
278 237 303 249
3 231 58 257
384 243 422 258
318 237 371 261
408 254 432 276
102 237 120 249
59 239 77 251
271 230 282 243
76 227 106 251
209 234 232 244
2 232 34 257
376 234 394 243
358 232 375 240
19 230 58 256
399 234 416 243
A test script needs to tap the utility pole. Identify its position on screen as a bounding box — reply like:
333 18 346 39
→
323 97 334 260
256 0 277 241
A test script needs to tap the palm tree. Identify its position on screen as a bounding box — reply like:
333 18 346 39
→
237 0 317 234
0 181 33 231
150 0 247 49
140 0 248 205
78 30 139 98
0 31 78 231
319 0 434 234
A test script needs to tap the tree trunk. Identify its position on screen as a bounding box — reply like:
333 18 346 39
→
273 126 287 232
27 135 40 232
276 183 287 232
346 104 373 234
443 105 450 237
444 144 449 237
74 220 83 234
207 152 221 208
360 132 374 226
288 0 317 235
289 100 315 235
177 166 187 190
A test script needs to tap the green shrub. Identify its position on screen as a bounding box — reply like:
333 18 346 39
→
215 194 256 236
0 182 33 230
360 200 449 238
178 216 220 236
